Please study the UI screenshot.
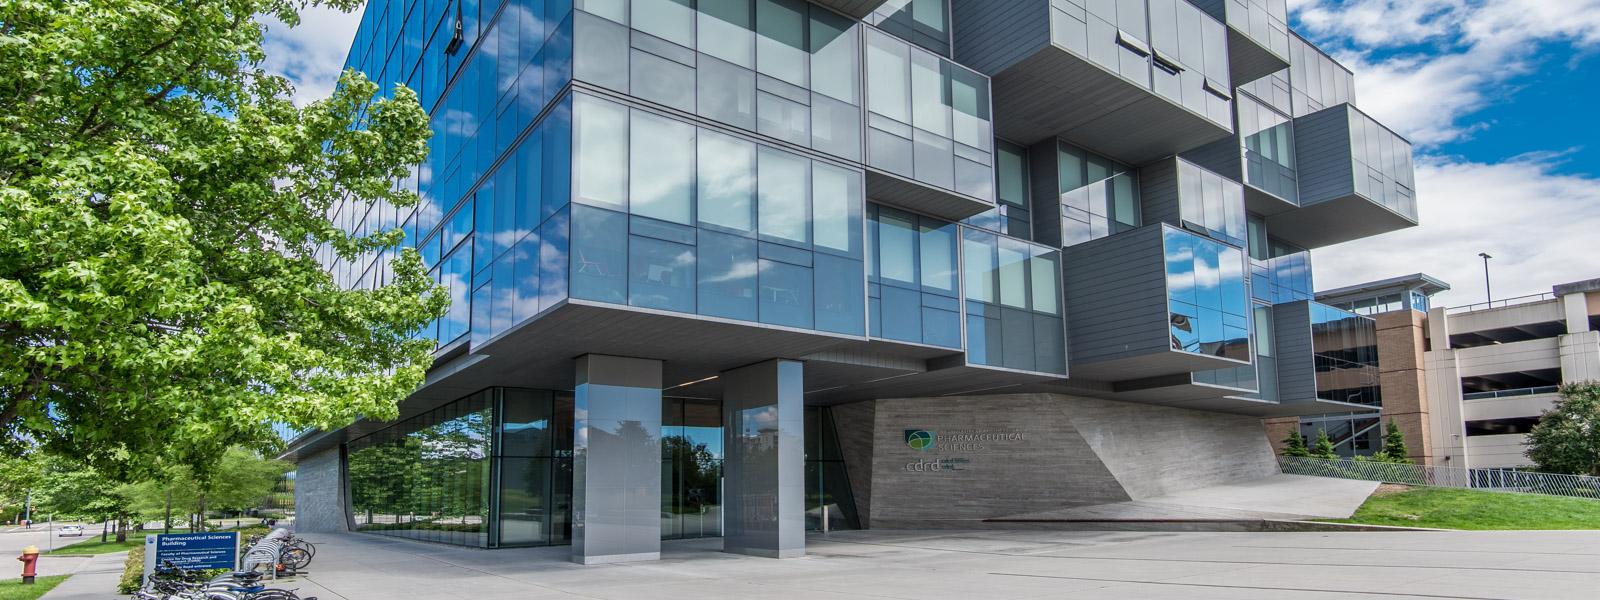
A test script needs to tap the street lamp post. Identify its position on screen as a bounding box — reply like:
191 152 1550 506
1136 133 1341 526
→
1479 252 1494 305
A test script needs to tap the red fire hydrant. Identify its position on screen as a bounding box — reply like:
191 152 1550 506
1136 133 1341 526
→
17 545 38 584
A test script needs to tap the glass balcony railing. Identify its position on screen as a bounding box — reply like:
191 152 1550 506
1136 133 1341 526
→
1463 386 1561 401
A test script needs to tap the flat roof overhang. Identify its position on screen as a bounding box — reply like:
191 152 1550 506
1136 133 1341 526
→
1244 182 1299 216
1225 28 1290 86
988 45 1233 165
1265 193 1418 249
1227 397 1377 418
1066 349 1251 382
866 170 996 221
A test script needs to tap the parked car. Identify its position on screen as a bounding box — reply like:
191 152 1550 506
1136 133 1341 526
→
58 525 83 537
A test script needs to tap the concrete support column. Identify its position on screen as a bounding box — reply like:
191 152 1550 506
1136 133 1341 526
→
572 354 662 565
721 360 805 559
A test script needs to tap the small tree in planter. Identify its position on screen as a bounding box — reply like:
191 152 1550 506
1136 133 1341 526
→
1282 430 1311 457
1311 430 1339 460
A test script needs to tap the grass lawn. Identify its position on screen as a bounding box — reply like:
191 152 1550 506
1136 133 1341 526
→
0 575 68 600
1322 485 1600 530
44 536 142 556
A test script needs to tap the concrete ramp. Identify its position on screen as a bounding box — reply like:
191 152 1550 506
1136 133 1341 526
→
991 474 1378 525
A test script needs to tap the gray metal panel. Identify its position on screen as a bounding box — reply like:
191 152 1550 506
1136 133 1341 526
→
1291 104 1355 206
1179 134 1242 180
1062 225 1169 366
866 170 996 221
950 0 1052 75
1138 158 1182 226
1272 299 1316 403
721 360 806 558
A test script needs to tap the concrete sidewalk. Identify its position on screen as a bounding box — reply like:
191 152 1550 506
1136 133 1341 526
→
39 551 126 600
269 528 1600 599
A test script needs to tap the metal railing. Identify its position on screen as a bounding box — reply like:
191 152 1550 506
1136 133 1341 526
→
1445 292 1555 315
1279 456 1600 500
1462 386 1560 401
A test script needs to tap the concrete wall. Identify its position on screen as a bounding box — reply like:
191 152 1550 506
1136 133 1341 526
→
293 446 350 533
830 401 877 528
1465 434 1531 469
865 393 1278 526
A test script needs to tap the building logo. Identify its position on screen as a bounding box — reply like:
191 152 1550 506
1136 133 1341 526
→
904 429 935 451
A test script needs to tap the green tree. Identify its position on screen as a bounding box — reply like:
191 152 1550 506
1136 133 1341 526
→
1281 429 1310 457
0 0 444 480
1373 419 1413 464
1311 429 1338 460
1526 382 1600 476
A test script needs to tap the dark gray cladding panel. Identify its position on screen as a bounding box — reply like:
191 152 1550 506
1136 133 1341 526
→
1061 225 1169 366
1291 104 1356 206
1027 137 1064 247
1138 158 1183 227
950 0 1051 75
812 0 889 19
1271 299 1316 403
1179 130 1243 180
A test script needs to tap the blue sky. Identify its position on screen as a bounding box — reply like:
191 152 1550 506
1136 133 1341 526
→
263 0 1600 308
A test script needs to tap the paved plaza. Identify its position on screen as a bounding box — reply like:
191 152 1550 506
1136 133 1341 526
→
248 529 1600 599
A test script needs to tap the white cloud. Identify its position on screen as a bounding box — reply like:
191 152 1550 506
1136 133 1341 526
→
1313 155 1600 307
258 4 365 106
1294 0 1600 146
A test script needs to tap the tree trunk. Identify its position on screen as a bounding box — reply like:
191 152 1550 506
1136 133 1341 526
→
115 516 127 543
100 520 107 543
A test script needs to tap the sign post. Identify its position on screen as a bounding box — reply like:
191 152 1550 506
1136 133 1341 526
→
142 531 241 581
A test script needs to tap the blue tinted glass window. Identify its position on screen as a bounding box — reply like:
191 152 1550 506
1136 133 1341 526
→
629 235 695 313
697 229 758 321
811 162 861 256
698 131 756 233
574 94 628 211
814 254 865 335
539 206 570 308
759 258 812 329
630 111 695 225
570 205 627 303
757 148 809 246
755 0 808 87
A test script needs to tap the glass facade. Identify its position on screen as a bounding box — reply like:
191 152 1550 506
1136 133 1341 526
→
1058 142 1140 246
866 0 950 57
348 388 862 546
1287 34 1354 117
1310 303 1381 407
662 398 724 540
965 140 1031 239
963 229 1066 374
864 28 995 202
569 92 866 335
869 204 963 348
348 392 495 547
1175 159 1246 247
804 406 860 530
1164 227 1249 362
572 0 866 163
1237 94 1298 203
1346 106 1417 219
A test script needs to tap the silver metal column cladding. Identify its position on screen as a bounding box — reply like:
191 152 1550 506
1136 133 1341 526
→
572 354 663 565
721 359 805 558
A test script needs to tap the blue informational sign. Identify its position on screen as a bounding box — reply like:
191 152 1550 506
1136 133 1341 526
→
142 531 240 579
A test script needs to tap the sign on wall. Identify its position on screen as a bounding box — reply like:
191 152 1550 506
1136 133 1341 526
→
142 531 241 579
900 428 1027 473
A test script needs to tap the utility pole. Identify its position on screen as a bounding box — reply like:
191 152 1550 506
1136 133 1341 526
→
1479 252 1494 305
22 489 30 528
